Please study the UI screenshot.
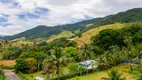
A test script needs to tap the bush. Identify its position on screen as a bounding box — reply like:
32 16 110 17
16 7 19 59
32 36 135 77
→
68 63 79 73
25 58 37 73
1 65 14 69
52 72 80 80
0 68 6 80
52 69 95 80
15 58 27 73
15 58 37 73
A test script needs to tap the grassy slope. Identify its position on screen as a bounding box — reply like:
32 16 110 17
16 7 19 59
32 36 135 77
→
70 64 135 80
9 23 129 45
74 23 125 46
47 30 74 42
11 41 33 47
0 60 15 66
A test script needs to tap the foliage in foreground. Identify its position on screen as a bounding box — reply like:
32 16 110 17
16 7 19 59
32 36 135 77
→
0 68 6 80
101 70 126 80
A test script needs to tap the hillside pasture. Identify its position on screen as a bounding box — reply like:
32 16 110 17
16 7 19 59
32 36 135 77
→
0 60 16 66
47 30 74 42
11 40 33 47
74 23 125 46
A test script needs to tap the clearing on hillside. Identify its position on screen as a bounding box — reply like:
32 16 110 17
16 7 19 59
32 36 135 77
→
74 23 125 46
47 30 74 42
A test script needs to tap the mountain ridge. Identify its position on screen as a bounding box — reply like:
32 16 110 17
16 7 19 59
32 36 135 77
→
3 8 142 40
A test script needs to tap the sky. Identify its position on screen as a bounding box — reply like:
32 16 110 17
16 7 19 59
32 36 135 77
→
0 0 142 36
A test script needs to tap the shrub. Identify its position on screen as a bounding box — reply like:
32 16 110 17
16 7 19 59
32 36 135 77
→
52 72 80 80
0 68 6 80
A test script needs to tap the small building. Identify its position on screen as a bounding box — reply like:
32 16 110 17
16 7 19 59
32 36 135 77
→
35 76 44 80
124 58 131 63
79 60 97 70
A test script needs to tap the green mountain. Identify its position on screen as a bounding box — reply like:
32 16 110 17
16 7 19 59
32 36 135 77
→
4 19 95 40
84 8 142 31
3 8 142 40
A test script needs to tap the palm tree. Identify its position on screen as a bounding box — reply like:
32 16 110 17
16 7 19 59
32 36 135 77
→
43 47 71 80
97 53 111 70
123 37 133 71
79 44 95 74
79 44 95 61
101 70 126 80
43 60 54 80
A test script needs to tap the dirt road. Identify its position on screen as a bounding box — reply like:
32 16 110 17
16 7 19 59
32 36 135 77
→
4 69 20 80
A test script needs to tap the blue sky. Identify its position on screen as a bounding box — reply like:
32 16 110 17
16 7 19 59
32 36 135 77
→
0 0 142 35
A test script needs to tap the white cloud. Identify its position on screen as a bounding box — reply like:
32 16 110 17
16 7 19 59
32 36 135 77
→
0 0 142 35
0 25 25 35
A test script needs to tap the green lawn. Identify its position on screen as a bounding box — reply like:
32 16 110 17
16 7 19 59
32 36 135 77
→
24 71 46 80
23 64 136 80
70 64 135 80
23 67 69 80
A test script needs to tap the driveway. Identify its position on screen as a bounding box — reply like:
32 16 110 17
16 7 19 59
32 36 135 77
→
4 69 20 80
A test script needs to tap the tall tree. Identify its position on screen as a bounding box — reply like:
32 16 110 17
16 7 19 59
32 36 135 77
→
91 29 124 50
123 37 133 71
25 58 37 73
44 47 71 80
79 44 95 61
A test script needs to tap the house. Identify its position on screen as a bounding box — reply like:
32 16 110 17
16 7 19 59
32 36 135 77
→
35 76 44 80
79 60 97 70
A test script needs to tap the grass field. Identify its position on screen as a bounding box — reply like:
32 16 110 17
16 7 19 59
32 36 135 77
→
74 23 125 46
47 30 74 42
11 40 33 47
23 66 69 80
70 64 135 80
0 60 16 69
0 60 16 66
24 71 46 80
23 64 135 80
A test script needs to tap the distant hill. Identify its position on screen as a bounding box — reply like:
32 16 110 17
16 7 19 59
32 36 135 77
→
3 8 142 40
4 19 96 40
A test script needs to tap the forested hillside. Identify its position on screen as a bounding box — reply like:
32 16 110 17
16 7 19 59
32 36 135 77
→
84 8 142 31
4 19 96 40
3 8 142 40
